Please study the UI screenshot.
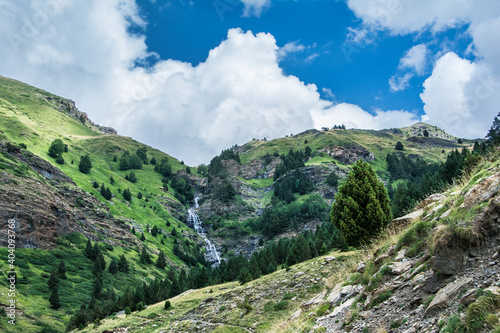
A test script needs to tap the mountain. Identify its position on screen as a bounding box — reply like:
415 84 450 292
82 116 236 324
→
0 76 484 332
76 150 500 332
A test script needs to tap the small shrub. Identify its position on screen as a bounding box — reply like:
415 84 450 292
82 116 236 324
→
164 300 171 309
370 290 392 308
147 312 158 319
273 300 289 311
263 301 275 311
219 305 227 311
125 307 131 315
283 292 296 300
237 297 253 315
55 156 65 165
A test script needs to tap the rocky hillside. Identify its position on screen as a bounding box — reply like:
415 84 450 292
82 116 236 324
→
196 125 468 258
93 150 500 333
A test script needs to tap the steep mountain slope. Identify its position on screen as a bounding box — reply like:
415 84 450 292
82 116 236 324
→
196 125 468 257
94 150 500 333
0 76 208 332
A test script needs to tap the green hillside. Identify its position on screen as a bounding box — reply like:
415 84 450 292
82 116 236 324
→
0 76 206 332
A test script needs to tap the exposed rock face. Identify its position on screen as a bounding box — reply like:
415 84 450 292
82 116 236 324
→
41 96 117 135
425 277 473 314
221 158 281 180
319 144 374 164
0 144 136 249
461 171 500 209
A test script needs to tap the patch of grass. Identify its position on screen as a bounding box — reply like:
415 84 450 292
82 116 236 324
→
273 300 289 311
370 290 392 308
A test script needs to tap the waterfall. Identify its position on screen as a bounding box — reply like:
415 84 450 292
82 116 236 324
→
187 197 221 267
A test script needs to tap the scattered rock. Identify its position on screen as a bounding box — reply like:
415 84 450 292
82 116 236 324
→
302 290 327 308
294 272 305 278
395 249 406 261
356 262 366 273
425 277 472 314
391 261 412 275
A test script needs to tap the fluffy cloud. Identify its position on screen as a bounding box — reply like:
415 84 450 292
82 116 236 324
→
240 0 271 17
0 0 428 165
399 44 428 75
348 0 500 138
420 52 500 138
311 103 418 131
389 72 413 92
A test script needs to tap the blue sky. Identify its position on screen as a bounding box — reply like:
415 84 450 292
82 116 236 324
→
0 0 499 165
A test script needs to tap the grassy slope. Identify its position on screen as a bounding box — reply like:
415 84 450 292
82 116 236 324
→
0 76 202 331
94 153 500 333
238 128 465 183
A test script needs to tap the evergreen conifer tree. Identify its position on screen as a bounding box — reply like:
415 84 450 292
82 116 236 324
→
156 250 166 269
78 154 92 174
123 188 132 201
395 141 404 150
47 268 59 290
330 160 392 247
58 260 67 279
118 254 129 273
108 259 118 274
49 286 61 309
48 139 65 158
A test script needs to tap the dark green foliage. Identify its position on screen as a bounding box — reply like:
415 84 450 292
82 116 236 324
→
156 250 166 269
274 149 307 180
110 176 115 185
92 181 99 189
100 183 112 200
213 178 236 202
395 141 404 150
326 172 339 187
331 160 392 247
154 158 172 178
423 129 429 137
253 194 328 238
140 232 145 241
150 156 157 165
49 287 61 309
126 171 137 183
118 254 129 272
458 138 463 144
273 171 313 203
122 187 132 201
197 164 208 177
119 151 143 171
304 146 312 157
151 225 158 236
19 142 27 149
47 268 59 290
84 238 94 259
48 139 65 158
136 147 148 164
140 247 152 265
58 260 67 279
137 192 143 199
108 259 118 274
164 300 171 309
186 166 191 174
171 175 194 204
486 112 500 146
79 154 92 174
55 155 65 165
286 234 311 266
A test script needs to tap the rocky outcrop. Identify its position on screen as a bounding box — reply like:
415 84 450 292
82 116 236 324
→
41 95 117 135
319 144 374 164
0 144 136 249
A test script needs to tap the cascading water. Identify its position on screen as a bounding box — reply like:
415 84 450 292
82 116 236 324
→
187 197 221 267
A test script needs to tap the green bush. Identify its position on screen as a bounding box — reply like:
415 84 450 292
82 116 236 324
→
273 300 289 311
330 160 391 247
147 312 158 319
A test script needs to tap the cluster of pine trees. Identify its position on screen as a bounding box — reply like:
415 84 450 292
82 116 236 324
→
273 149 309 180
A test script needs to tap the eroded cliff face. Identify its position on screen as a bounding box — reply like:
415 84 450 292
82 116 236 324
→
0 142 136 249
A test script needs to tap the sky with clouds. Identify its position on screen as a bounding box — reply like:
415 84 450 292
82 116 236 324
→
0 0 499 165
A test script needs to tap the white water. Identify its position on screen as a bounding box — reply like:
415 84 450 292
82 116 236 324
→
187 197 221 267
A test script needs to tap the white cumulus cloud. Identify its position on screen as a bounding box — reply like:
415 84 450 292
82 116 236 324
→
240 0 271 17
347 0 500 139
